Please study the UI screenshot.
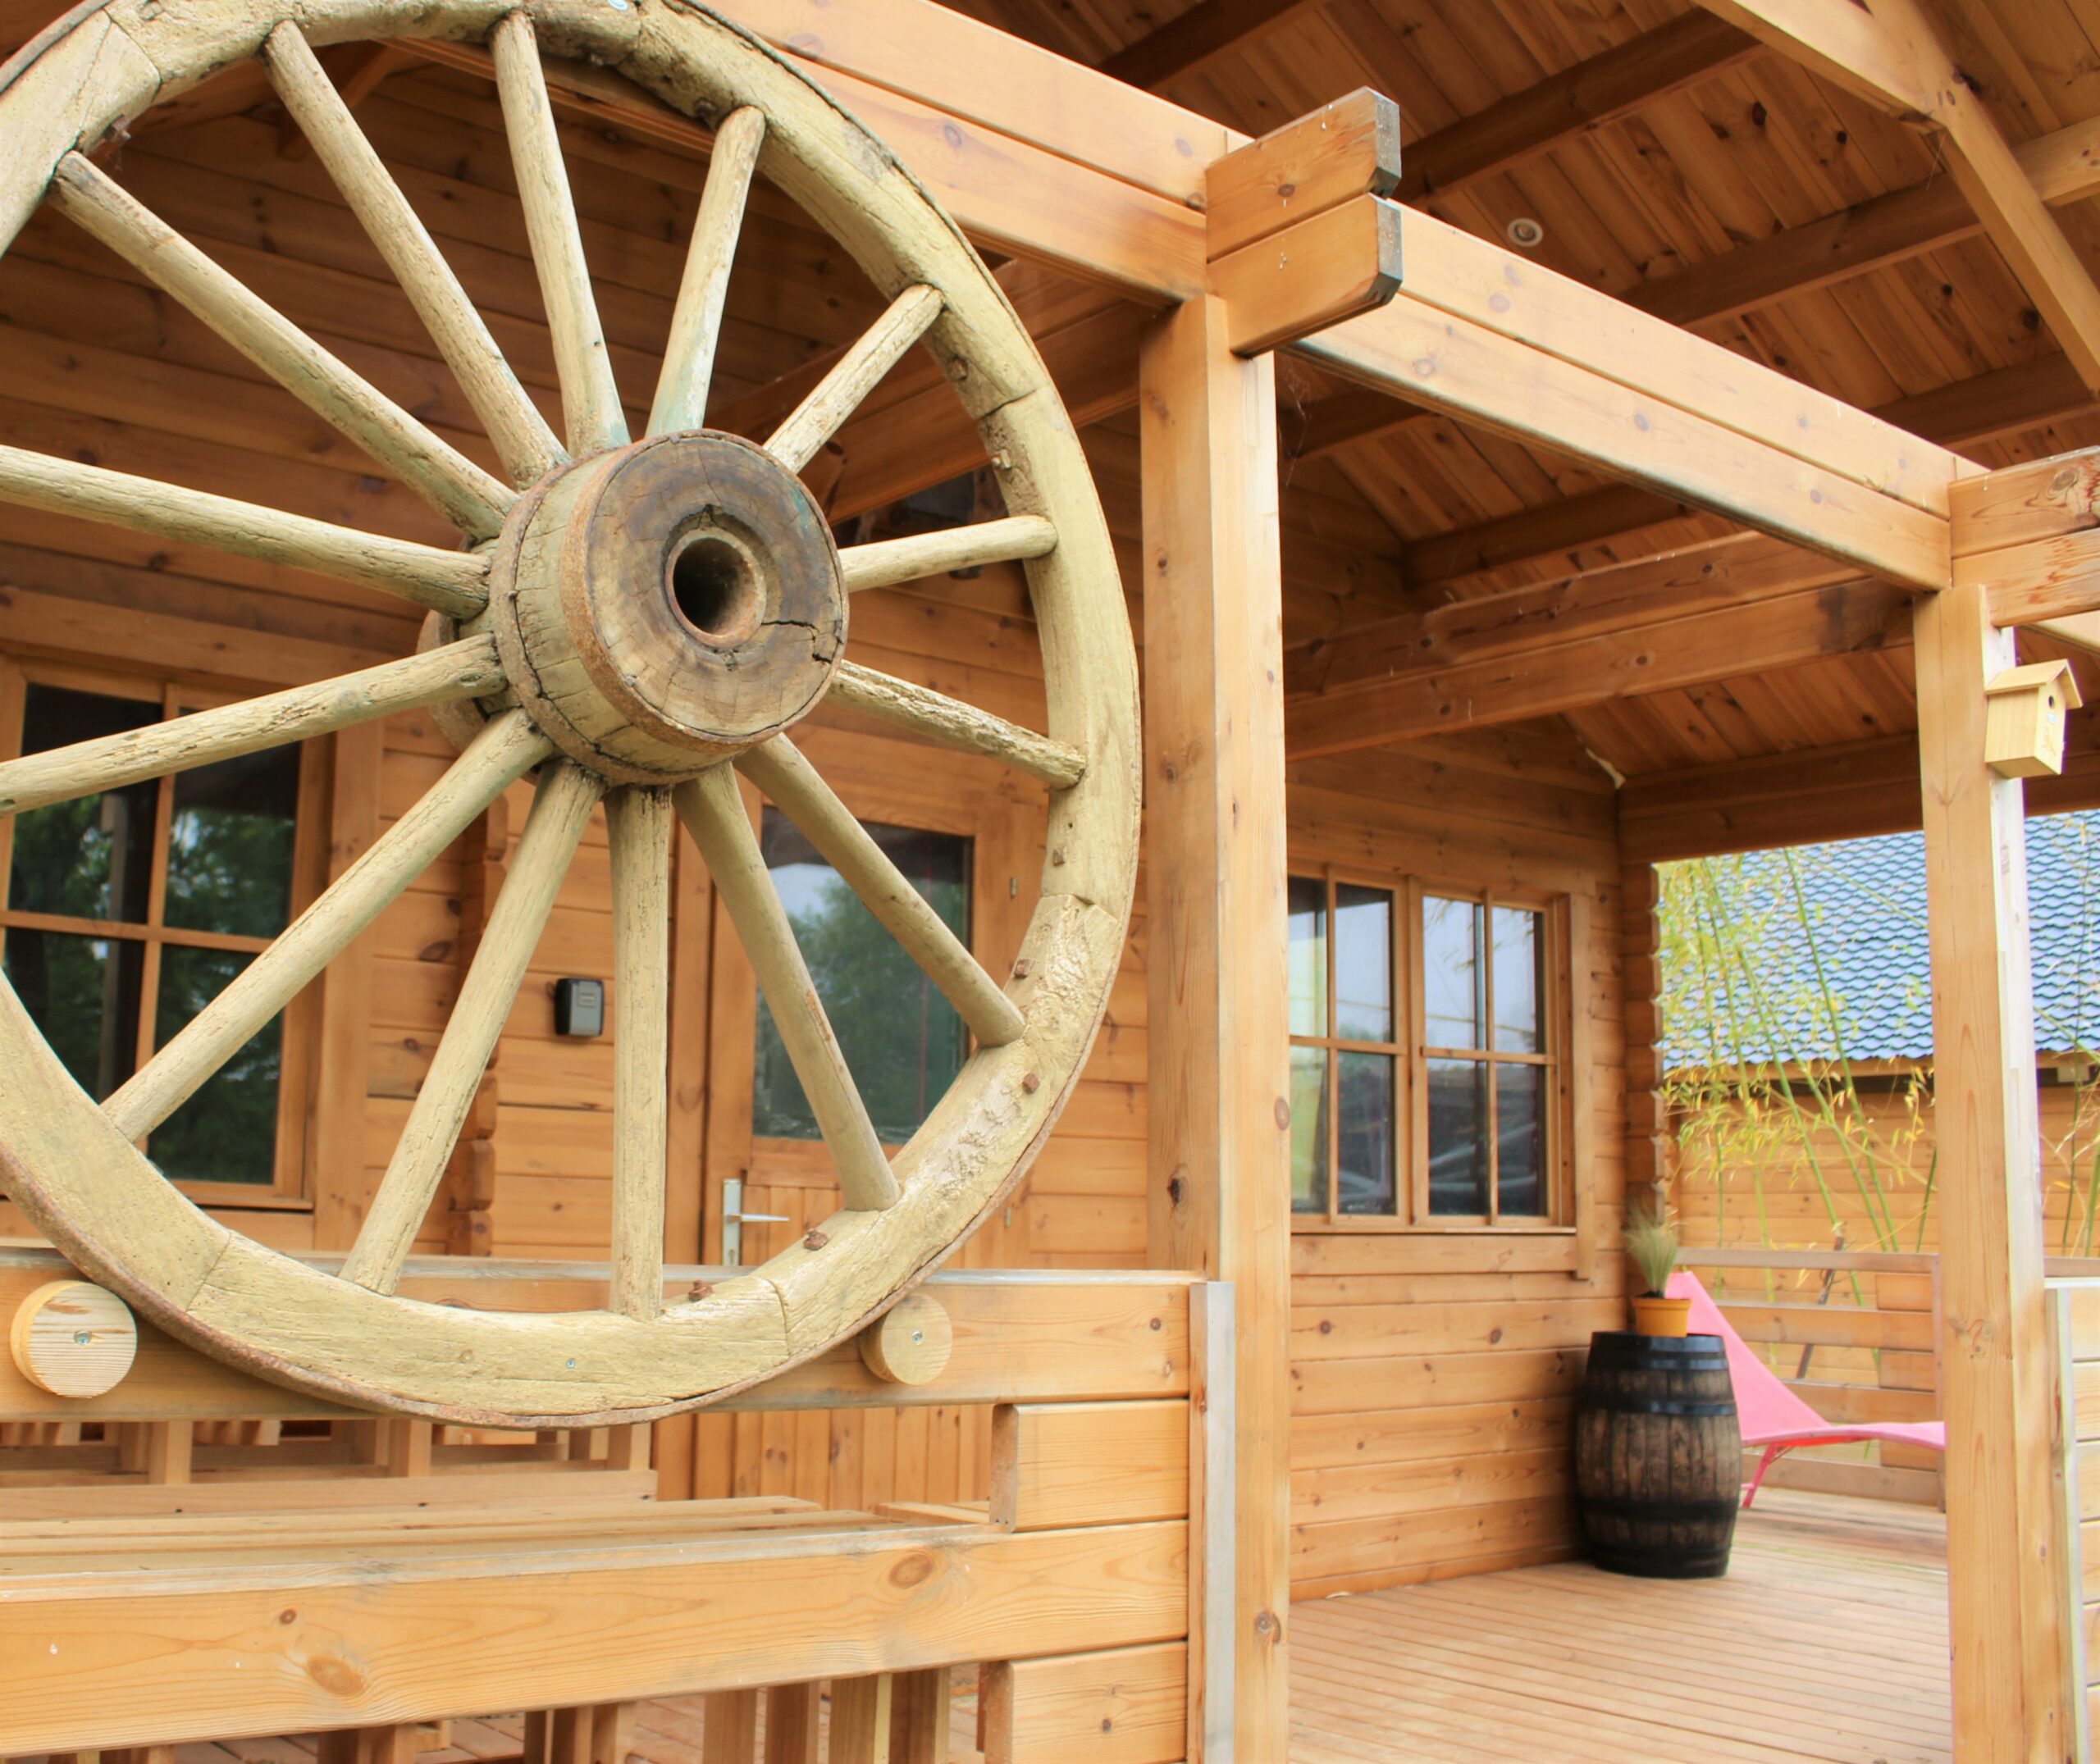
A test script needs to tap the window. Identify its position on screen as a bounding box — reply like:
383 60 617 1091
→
753 808 972 1145
1289 871 1567 1228
0 669 322 1198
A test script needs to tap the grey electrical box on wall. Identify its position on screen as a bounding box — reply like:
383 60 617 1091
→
553 978 605 1037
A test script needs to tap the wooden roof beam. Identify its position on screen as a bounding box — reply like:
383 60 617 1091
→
1393 352 2097 595
1697 0 2100 391
1618 718 2100 864
1285 561 1912 758
1395 10 1761 203
1097 0 1330 92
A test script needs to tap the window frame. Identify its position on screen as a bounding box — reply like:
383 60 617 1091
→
0 656 330 1208
1288 863 1577 1236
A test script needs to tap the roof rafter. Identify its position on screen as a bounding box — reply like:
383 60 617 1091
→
1096 0 1328 91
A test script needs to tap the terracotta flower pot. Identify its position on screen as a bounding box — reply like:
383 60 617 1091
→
1632 1293 1693 1338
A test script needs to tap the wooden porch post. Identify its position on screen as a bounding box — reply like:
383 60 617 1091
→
1913 569 2070 1761
1139 291 1293 1761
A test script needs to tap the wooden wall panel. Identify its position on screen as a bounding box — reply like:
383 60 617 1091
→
1280 722 1628 1598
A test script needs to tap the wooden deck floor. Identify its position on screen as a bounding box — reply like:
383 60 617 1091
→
1289 1488 1952 1764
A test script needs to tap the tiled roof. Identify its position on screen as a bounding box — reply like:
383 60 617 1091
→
1661 811 2100 1066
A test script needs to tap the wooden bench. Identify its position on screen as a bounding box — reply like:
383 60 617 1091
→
1 1249 1226 1764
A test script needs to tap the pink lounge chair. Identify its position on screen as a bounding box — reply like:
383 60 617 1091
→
1666 1269 1947 1506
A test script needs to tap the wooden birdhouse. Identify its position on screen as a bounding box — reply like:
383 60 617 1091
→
1984 659 2084 778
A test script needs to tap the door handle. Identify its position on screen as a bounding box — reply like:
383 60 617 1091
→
720 1177 790 1267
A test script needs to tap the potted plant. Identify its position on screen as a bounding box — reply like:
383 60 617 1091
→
1625 1199 1690 1336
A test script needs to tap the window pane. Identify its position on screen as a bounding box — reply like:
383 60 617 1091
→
752 810 970 1144
1289 1044 1328 1215
1426 1056 1489 1215
1496 1061 1547 1218
1286 876 1326 1037
1491 905 1542 1054
149 946 279 1186
1422 896 1481 1048
2 929 142 1101
1334 884 1392 1042
11 685 158 923
1336 1051 1395 1215
164 742 303 938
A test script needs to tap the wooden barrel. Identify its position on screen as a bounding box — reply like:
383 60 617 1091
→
1573 1331 1742 1579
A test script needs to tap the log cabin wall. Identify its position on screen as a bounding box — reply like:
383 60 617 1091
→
1282 727 1628 1596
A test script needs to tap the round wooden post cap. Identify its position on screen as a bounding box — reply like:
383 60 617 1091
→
10 1279 138 1397
857 1292 953 1386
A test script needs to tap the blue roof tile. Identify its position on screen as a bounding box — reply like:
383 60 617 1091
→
1662 811 2100 1065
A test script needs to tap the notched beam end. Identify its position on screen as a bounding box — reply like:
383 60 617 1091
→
1212 194 1403 358
1204 87 1402 262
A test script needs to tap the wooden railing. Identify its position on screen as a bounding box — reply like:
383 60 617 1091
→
0 1249 1229 1764
1678 1246 1947 1506
2049 1276 2100 1762
1684 1247 2100 1509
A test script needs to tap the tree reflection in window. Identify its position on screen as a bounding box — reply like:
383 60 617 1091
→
1 681 303 1187
752 810 971 1145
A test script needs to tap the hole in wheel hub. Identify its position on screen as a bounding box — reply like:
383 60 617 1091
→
667 528 765 647
488 431 847 782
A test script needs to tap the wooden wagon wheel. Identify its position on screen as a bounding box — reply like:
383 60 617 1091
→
0 0 1139 1425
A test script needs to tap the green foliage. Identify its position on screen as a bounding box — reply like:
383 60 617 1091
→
752 817 970 1146
1623 1197 1679 1296
1660 851 1931 1262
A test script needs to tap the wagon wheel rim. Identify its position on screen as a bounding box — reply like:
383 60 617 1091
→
0 0 1138 1425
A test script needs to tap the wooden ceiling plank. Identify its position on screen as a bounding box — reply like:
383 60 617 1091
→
1697 0 2100 392
1395 11 1763 204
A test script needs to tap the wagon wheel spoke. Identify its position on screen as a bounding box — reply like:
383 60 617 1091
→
737 737 1023 1048
674 764 900 1212
838 515 1059 593
0 637 503 818
47 153 514 540
343 760 605 1295
103 710 551 1142
765 285 943 473
262 22 564 489
827 662 1085 789
606 785 673 1320
650 107 766 437
0 444 488 616
492 12 628 457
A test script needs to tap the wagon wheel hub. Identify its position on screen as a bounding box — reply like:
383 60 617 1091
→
492 431 847 784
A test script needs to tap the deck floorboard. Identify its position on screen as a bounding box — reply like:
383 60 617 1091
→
1288 1488 1952 1764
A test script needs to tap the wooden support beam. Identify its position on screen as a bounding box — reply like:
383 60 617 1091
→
1620 716 2100 864
1285 565 1911 757
1139 293 1292 1761
1395 11 1761 203
1698 0 2100 392
1294 212 1958 590
1211 196 1403 356
1286 531 1860 698
1098 0 1330 90
1915 502 2075 1756
1205 89 1399 261
1382 349 2089 598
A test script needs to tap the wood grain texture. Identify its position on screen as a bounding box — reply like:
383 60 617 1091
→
48 152 513 536
0 637 500 817
1138 292 1292 1759
1916 525 2075 1753
0 443 489 617
492 10 628 457
650 104 765 437
261 20 564 487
